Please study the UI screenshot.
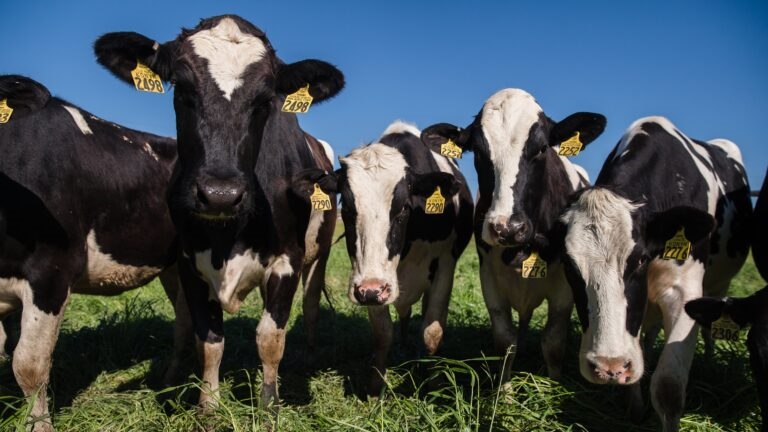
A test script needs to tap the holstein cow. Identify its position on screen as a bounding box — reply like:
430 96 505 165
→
0 75 178 432
421 89 606 380
685 167 768 431
298 121 474 395
559 116 752 432
94 15 344 410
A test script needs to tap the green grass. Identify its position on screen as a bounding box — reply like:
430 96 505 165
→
0 228 763 431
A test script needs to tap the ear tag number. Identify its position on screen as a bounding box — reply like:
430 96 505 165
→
711 314 740 341
130 61 165 94
0 99 13 123
425 187 445 214
281 84 314 113
558 131 583 157
310 183 332 211
522 251 548 278
662 228 691 261
440 139 463 159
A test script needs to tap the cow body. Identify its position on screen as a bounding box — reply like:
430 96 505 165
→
421 89 606 380
0 75 178 431
560 116 752 431
308 121 473 395
94 15 344 409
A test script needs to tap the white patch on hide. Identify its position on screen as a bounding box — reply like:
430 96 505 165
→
63 105 93 135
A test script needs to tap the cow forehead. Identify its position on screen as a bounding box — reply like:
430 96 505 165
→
479 89 542 157
187 17 269 101
343 144 408 210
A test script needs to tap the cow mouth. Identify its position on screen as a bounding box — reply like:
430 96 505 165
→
192 210 238 222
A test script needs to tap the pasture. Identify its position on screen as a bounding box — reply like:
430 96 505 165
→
0 225 763 431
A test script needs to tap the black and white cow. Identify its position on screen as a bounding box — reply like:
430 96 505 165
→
298 121 474 395
559 116 752 432
421 89 606 380
685 167 768 431
94 15 344 410
0 75 178 432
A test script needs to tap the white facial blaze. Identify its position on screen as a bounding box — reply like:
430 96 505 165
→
479 89 542 241
189 17 268 101
63 105 93 135
561 188 644 380
342 142 409 292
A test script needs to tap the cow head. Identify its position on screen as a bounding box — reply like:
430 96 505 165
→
94 15 344 223
422 89 605 247
560 187 715 385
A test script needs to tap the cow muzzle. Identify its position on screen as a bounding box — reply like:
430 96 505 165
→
584 355 636 385
194 176 247 220
352 278 394 306
485 216 531 246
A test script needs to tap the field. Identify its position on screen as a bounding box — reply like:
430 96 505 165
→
0 226 764 431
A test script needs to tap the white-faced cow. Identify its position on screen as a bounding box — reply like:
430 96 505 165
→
685 167 767 431
94 15 344 410
297 121 474 395
0 75 179 432
559 116 752 432
421 89 606 380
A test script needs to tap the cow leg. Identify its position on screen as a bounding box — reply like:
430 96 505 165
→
626 382 645 422
420 262 453 357
159 264 194 386
367 305 393 397
180 258 224 411
650 284 700 432
13 278 70 432
0 319 7 359
258 258 302 410
300 255 324 358
541 283 573 380
479 259 515 381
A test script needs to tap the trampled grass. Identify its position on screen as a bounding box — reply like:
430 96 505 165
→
0 230 763 431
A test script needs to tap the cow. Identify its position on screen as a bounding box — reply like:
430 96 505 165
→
685 167 768 432
559 116 752 432
295 120 474 395
0 75 179 432
93 14 344 411
420 88 606 381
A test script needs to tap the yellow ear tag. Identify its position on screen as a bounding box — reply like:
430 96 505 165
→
0 99 13 123
440 139 463 159
662 228 691 261
558 131 583 157
711 314 740 341
425 187 445 214
281 84 314 113
522 251 548 278
130 61 165 93
310 183 332 211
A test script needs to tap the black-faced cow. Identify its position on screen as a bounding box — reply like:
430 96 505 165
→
94 15 344 410
685 167 768 432
421 89 606 380
0 75 178 432
298 121 474 395
559 116 752 432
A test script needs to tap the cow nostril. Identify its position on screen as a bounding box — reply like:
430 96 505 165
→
196 185 210 205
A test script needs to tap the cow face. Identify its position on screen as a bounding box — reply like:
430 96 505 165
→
422 89 605 247
95 15 344 222
338 145 460 306
560 188 715 385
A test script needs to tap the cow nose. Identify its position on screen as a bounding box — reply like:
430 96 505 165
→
489 217 530 245
196 178 246 214
353 279 392 305
588 357 633 384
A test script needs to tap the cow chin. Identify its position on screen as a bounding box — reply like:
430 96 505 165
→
579 329 644 385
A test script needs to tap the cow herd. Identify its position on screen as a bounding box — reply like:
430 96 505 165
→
0 13 765 432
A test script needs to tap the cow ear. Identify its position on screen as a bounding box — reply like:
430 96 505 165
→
0 75 51 120
551 112 607 149
684 297 727 326
291 168 339 201
276 60 345 103
94 32 176 86
410 172 461 198
421 123 473 154
645 206 715 254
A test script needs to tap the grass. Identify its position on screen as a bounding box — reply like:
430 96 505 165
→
0 227 763 431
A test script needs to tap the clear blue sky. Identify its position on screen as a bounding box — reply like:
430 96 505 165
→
3 1 767 194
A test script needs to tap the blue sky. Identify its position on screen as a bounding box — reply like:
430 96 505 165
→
3 1 767 194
